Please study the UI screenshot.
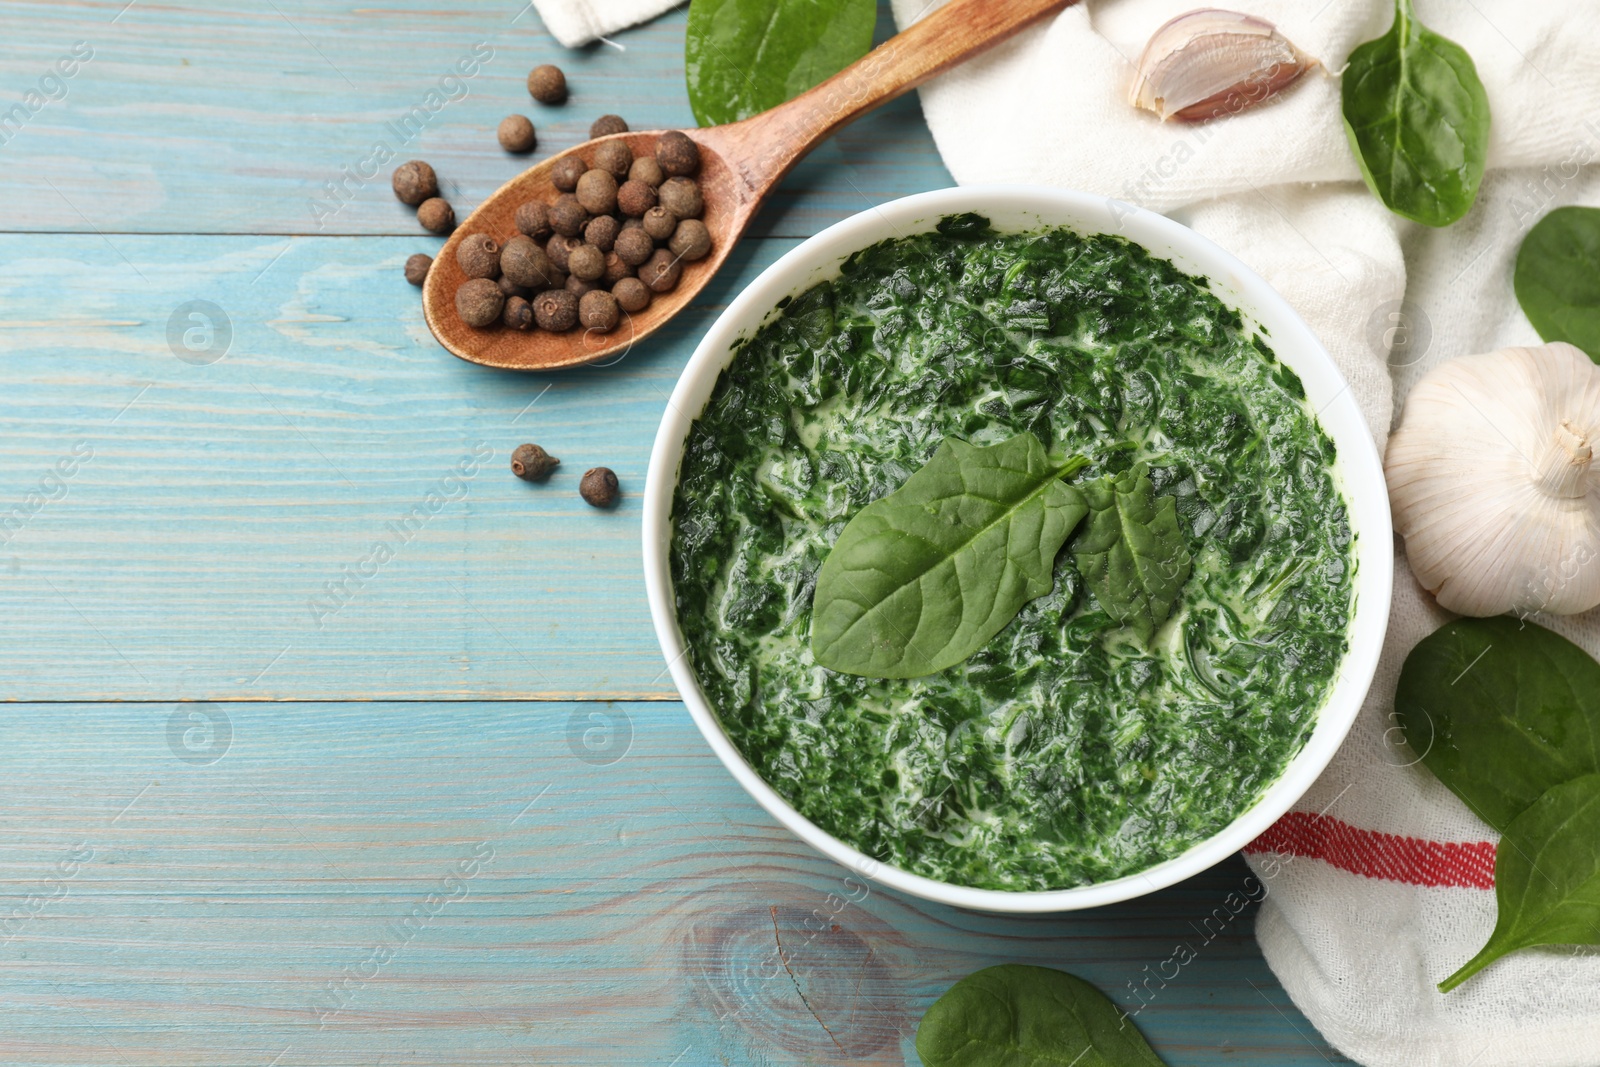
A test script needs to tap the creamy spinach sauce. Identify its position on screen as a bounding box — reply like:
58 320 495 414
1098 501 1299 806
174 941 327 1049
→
670 217 1354 891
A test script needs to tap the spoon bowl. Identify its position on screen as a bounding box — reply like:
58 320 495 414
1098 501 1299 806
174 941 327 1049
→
421 0 1075 371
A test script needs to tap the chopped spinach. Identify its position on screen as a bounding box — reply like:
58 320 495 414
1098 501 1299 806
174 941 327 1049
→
670 223 1354 890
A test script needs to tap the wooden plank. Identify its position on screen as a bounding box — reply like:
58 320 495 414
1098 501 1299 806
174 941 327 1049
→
0 1 949 238
0 232 826 702
0 701 1347 1065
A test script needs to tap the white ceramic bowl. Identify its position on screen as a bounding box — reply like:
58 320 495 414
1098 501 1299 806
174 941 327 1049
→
643 185 1392 913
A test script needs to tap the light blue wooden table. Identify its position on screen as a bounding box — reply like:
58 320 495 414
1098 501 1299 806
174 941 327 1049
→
0 2 1350 1063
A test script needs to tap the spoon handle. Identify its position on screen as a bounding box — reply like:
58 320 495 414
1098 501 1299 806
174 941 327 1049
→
700 0 1076 196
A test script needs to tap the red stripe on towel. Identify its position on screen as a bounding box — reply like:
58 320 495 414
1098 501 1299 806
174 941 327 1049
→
1244 811 1496 889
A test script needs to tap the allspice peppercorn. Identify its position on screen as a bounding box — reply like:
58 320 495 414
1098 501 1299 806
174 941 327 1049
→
515 201 552 240
498 275 532 300
628 155 665 188
639 248 682 293
566 243 605 282
403 253 432 286
391 160 438 205
511 443 559 482
548 194 589 238
668 218 712 262
613 277 650 313
589 114 628 138
455 278 504 328
584 214 620 253
580 467 620 508
503 295 534 330
602 250 632 285
593 140 633 180
533 288 579 331
417 197 455 234
527 64 567 105
498 115 537 153
545 234 579 272
579 289 621 332
655 130 700 176
657 177 703 220
613 227 654 267
501 235 563 291
565 275 599 299
455 233 501 280
642 206 677 241
551 155 587 193
616 179 657 218
574 169 618 216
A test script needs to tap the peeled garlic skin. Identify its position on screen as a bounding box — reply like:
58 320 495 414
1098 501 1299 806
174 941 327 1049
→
1386 343 1600 617
1128 8 1315 123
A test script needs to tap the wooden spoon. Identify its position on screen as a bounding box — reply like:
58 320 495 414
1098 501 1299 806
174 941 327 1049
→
423 0 1074 371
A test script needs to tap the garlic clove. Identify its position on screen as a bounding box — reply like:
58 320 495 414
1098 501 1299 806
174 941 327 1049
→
1128 9 1317 123
1386 343 1600 617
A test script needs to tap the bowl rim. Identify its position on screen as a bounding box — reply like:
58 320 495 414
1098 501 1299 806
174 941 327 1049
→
642 184 1392 913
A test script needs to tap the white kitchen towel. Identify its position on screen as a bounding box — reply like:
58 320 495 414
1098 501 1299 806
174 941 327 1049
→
533 0 1600 1063
531 0 681 48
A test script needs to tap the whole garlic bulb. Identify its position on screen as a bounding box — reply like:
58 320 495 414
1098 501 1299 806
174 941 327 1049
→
1387 342 1600 617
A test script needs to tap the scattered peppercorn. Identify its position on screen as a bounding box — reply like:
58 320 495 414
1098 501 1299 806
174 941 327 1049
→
593 140 633 180
545 234 578 272
511 443 560 482
456 233 502 280
589 114 628 138
639 248 682 293
582 467 617 508
533 288 579 331
515 200 552 240
551 155 587 193
567 243 605 281
501 235 563 291
628 155 665 188
575 169 618 216
613 277 651 313
548 194 589 237
669 218 712 262
579 289 621 333
616 178 657 218
657 177 703 220
602 250 632 285
456 278 505 328
655 130 700 177
392 160 438 206
642 206 677 241
613 227 654 267
503 295 534 330
579 467 619 508
404 253 432 286
417 197 455 234
527 64 567 105
584 214 620 252
498 115 537 153
565 275 600 298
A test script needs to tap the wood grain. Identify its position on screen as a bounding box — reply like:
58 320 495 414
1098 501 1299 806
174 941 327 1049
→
0 701 1349 1066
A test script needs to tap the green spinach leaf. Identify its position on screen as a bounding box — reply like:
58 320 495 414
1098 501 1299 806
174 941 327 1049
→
685 0 876 127
1440 774 1600 991
1341 0 1490 227
916 964 1167 1067
1514 206 1600 361
1396 617 1600 831
810 433 1087 679
1072 466 1192 644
